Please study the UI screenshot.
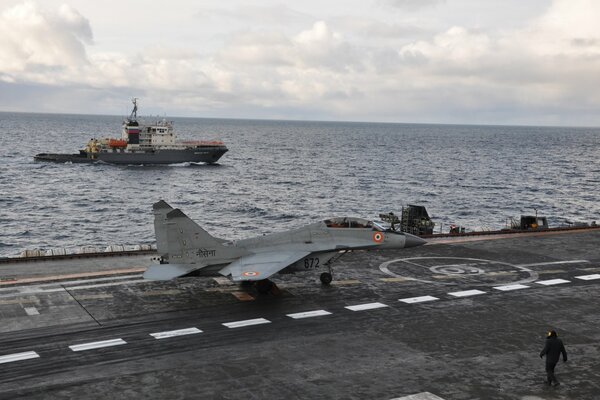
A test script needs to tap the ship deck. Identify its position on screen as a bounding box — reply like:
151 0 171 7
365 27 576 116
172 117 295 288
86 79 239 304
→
1 229 599 399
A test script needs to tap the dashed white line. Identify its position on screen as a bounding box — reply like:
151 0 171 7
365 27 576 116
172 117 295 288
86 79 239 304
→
150 327 202 339
345 302 389 311
448 289 486 297
575 274 600 281
0 351 40 364
390 392 446 400
493 284 530 291
535 279 571 286
399 295 439 304
69 338 127 352
24 306 40 315
222 318 271 329
286 310 332 319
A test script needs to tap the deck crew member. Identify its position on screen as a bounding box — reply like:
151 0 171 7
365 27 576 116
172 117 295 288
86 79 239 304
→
539 330 567 386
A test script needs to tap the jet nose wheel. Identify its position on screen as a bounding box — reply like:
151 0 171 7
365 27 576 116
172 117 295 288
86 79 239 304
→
320 272 333 285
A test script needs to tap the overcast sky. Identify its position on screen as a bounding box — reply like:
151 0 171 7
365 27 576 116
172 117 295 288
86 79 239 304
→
1 0 599 126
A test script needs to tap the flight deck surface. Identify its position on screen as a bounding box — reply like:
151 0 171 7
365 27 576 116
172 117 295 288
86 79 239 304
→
0 230 599 399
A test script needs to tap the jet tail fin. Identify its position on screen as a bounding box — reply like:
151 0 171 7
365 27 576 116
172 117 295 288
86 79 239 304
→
153 200 174 257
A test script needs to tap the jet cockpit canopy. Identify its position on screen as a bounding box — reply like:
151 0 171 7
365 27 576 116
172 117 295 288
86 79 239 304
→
324 217 384 230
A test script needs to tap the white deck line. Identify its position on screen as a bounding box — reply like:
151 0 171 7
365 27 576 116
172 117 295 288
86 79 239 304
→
0 351 40 364
345 302 389 311
65 280 146 290
24 306 40 315
493 284 530 291
390 392 446 400
399 295 439 304
286 310 332 319
150 327 202 339
69 338 127 352
222 318 271 329
516 260 589 267
535 279 571 286
575 274 600 281
448 289 486 297
0 274 144 293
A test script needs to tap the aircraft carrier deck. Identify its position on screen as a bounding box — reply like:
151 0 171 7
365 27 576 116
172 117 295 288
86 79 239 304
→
1 228 599 399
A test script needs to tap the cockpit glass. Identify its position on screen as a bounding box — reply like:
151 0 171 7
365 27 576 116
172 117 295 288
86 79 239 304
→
372 221 386 231
324 217 373 229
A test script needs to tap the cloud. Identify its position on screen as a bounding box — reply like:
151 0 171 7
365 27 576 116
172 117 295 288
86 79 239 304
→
2 0 600 125
381 0 445 11
0 2 92 83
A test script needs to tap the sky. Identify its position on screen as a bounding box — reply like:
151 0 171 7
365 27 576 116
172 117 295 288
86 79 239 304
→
1 0 600 126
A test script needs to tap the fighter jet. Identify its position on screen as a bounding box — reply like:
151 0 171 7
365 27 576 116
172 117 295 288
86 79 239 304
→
144 200 426 293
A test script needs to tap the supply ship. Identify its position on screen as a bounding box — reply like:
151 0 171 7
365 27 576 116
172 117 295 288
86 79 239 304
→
34 99 228 165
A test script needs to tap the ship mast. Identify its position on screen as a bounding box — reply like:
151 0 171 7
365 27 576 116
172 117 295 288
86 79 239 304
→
129 97 138 122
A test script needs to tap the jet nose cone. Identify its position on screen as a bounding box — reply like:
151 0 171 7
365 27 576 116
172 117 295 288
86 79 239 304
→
404 233 427 248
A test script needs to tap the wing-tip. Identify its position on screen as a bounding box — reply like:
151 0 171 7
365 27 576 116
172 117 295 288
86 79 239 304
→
153 200 173 210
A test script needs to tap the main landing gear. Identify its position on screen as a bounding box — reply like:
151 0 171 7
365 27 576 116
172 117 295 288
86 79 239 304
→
254 279 281 296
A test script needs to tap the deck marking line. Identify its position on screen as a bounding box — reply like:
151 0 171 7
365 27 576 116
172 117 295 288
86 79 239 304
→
345 302 389 311
150 327 202 339
575 274 600 281
448 289 486 297
516 260 589 267
0 351 40 364
69 338 127 352
493 284 530 291
222 318 271 328
65 280 146 290
286 310 332 319
535 279 571 286
399 295 439 304
390 391 446 400
24 306 40 315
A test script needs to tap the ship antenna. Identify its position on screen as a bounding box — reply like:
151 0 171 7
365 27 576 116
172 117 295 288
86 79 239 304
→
130 97 138 121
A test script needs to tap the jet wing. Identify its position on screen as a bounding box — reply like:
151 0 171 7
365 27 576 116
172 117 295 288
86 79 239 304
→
219 250 310 282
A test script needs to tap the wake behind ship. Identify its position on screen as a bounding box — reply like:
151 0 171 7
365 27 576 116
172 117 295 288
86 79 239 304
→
34 99 228 165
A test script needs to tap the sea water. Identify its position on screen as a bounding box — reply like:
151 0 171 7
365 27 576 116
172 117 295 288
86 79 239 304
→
0 112 598 256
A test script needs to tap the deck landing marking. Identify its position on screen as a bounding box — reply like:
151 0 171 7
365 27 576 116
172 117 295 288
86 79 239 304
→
535 279 571 286
379 257 539 287
399 295 439 304
390 392 446 400
0 351 40 364
493 284 530 291
150 328 202 339
24 306 40 315
223 318 271 328
448 289 486 297
287 310 331 319
69 338 127 352
575 274 600 281
345 302 389 311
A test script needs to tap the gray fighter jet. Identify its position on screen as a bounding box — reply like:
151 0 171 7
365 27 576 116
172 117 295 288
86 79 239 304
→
144 200 426 293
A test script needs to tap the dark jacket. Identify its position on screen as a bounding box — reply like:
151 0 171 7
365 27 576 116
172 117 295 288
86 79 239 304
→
540 336 567 364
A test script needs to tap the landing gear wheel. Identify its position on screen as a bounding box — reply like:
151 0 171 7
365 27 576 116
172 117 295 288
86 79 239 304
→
320 272 333 285
255 279 273 294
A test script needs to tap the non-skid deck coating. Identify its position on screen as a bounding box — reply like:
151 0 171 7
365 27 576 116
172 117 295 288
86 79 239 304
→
0 230 599 399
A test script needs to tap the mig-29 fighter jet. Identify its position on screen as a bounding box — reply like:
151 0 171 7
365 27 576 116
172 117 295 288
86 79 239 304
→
144 200 426 293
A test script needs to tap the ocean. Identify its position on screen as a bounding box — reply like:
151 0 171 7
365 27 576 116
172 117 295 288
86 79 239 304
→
0 112 599 257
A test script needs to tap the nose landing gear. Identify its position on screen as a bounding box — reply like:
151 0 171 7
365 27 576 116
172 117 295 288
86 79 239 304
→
320 272 333 285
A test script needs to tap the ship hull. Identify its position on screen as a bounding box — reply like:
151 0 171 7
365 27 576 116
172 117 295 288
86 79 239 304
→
35 147 228 165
